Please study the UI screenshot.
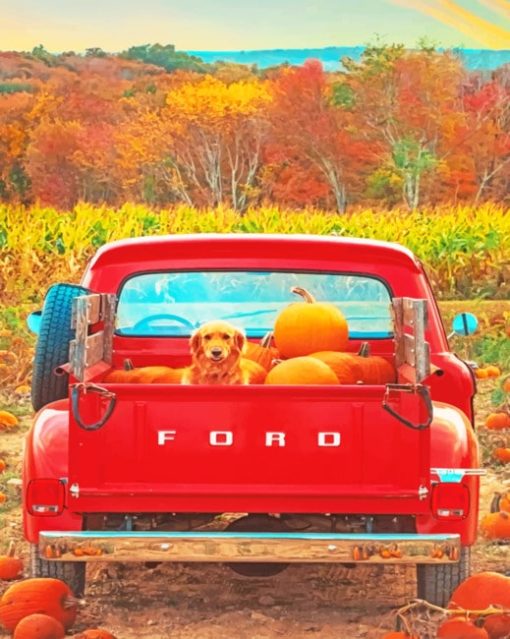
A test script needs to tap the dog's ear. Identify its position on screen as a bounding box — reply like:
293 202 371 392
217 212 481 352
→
190 329 202 354
234 330 246 353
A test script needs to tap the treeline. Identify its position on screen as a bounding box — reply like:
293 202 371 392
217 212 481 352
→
0 43 508 212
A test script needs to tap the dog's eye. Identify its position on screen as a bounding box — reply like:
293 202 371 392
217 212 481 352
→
203 335 212 341
222 334 231 340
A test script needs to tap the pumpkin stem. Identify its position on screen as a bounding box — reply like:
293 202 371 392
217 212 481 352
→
260 331 274 348
358 342 371 357
64 595 86 609
123 358 134 371
291 287 316 304
6 540 16 557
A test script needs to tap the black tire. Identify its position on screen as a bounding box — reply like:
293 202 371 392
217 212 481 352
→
31 283 88 412
30 543 86 596
416 546 470 606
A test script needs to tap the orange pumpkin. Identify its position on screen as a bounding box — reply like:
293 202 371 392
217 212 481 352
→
0 578 78 632
0 493 6 504
0 459 5 473
476 368 490 379
437 618 488 638
0 411 18 430
265 357 339 385
503 377 510 394
13 613 65 639
480 512 510 540
354 343 396 384
0 541 23 580
71 630 117 639
486 413 510 431
273 287 349 359
244 332 280 371
486 366 501 378
483 614 510 639
500 493 510 513
309 351 362 384
449 572 510 611
105 366 184 384
240 358 267 384
494 448 510 464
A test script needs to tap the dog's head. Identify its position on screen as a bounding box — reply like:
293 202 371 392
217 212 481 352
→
190 320 246 365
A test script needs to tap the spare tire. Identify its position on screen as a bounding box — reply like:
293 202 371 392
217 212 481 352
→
31 283 89 411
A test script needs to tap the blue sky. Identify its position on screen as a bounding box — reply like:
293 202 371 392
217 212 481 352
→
2 0 509 51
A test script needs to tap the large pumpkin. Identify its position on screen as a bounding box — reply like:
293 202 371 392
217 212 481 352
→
480 512 510 540
244 332 280 371
273 287 349 359
354 343 397 384
0 541 23 580
309 351 362 384
13 614 65 639
437 618 488 638
449 572 510 611
265 357 339 385
0 578 78 632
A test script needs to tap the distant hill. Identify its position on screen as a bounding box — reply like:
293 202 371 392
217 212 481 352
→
188 46 510 71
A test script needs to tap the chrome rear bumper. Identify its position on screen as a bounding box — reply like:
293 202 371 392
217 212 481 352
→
39 531 461 564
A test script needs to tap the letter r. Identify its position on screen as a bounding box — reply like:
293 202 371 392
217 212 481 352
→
265 432 286 447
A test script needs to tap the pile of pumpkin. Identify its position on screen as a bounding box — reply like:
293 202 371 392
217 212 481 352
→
246 286 396 385
0 549 115 639
381 571 510 638
484 376 510 464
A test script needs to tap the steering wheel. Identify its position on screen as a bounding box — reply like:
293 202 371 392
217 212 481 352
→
131 313 196 333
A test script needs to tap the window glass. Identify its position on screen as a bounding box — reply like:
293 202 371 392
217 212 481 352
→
117 271 393 338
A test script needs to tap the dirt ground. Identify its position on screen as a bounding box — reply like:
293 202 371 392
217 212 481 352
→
0 379 508 639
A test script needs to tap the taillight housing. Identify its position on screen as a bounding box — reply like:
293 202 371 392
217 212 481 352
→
26 479 65 516
431 483 470 520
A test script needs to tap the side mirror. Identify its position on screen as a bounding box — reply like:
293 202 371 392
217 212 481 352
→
27 311 42 335
449 312 478 338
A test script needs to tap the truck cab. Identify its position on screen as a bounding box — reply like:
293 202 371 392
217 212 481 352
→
24 234 481 605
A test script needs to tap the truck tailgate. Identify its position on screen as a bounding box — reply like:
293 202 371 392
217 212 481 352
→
68 384 431 514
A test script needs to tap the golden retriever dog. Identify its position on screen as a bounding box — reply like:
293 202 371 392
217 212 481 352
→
104 320 266 385
183 320 265 385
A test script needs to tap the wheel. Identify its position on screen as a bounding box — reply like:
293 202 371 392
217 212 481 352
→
30 544 86 596
31 283 89 411
416 546 470 606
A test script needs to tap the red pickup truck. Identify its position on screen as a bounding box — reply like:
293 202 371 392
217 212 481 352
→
24 234 482 606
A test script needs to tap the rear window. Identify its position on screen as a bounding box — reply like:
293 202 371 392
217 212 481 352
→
116 271 393 338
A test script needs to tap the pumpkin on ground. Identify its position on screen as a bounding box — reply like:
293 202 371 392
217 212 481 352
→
449 572 510 611
500 494 510 513
485 366 501 378
486 413 510 431
0 541 23 580
13 613 65 639
265 357 339 386
0 411 18 430
480 512 510 540
244 332 280 371
437 617 488 638
493 448 510 464
0 459 5 473
503 377 510 394
483 614 510 639
71 630 117 639
0 578 78 632
0 493 6 504
273 287 349 359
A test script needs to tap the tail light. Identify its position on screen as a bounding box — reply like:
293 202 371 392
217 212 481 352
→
26 479 65 516
431 482 469 520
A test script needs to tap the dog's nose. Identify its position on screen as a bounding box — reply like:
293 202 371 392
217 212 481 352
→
211 347 223 356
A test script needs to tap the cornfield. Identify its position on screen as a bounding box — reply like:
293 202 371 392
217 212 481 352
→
1 202 509 306
0 202 509 390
